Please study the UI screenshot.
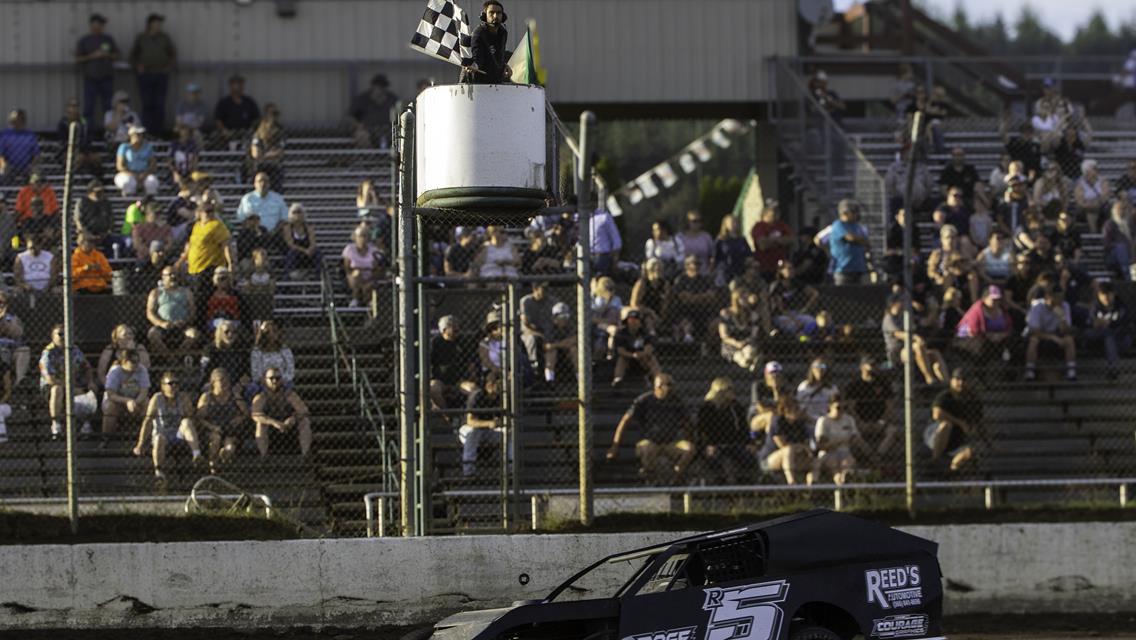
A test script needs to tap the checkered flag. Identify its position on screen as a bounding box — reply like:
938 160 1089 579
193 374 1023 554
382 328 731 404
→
410 0 473 67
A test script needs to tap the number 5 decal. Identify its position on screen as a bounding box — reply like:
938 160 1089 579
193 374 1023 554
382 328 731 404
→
702 580 790 640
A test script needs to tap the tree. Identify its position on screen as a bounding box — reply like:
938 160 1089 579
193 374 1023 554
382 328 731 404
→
972 13 1012 55
1070 11 1122 56
1011 5 1063 55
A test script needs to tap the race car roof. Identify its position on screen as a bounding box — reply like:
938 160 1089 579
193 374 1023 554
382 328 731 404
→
605 510 937 573
757 510 938 573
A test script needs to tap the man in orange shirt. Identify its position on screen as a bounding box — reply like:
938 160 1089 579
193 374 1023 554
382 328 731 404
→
14 172 59 223
71 231 112 294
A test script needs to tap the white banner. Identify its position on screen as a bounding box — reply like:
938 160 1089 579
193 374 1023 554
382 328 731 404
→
653 162 679 188
634 174 660 198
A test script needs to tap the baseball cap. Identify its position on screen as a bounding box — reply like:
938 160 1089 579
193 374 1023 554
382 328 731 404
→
147 13 165 24
986 284 1003 300
438 315 457 331
1007 174 1026 185
6 109 22 122
186 82 202 93
149 239 165 254
624 309 642 321
190 170 212 182
1042 77 1056 88
859 354 877 367
552 302 570 317
763 361 783 375
951 367 968 381
87 178 104 191
89 13 108 24
815 70 828 81
28 172 40 184
113 90 130 104
887 293 904 306
127 124 146 136
213 266 231 281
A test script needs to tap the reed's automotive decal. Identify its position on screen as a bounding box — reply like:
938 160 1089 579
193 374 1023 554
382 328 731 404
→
870 614 930 638
622 580 790 640
865 566 922 609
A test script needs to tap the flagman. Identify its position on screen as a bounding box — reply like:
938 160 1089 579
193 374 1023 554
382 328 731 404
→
462 1 512 84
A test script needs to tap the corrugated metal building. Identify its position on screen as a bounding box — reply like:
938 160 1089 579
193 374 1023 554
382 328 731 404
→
0 0 798 129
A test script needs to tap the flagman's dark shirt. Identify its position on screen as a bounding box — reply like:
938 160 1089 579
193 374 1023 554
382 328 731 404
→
467 23 509 84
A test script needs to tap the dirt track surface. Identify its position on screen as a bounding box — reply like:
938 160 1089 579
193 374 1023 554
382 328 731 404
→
6 615 1136 640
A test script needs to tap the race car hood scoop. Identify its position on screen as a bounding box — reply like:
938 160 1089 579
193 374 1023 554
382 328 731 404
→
431 606 516 639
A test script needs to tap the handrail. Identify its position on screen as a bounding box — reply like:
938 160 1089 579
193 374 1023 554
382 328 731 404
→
769 57 889 258
320 269 399 520
364 477 1136 535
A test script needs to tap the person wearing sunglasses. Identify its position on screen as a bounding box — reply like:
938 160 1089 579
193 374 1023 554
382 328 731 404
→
251 366 311 458
133 370 203 479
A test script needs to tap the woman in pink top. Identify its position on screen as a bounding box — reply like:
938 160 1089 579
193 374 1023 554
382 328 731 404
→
341 225 386 308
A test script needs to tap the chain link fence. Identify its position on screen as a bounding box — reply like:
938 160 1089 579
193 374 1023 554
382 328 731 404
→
0 112 398 535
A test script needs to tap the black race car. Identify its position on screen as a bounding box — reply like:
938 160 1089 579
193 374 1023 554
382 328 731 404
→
424 510 945 640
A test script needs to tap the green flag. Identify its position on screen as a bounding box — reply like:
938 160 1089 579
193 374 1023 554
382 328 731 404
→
508 26 537 85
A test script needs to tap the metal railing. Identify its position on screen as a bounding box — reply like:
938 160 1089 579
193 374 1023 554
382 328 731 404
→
365 476 1136 536
769 57 889 258
321 269 400 530
0 493 274 519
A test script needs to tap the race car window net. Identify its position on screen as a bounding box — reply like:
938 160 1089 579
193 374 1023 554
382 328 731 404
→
695 535 767 584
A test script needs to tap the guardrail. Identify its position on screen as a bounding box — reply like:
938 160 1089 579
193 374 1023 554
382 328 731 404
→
364 477 1136 536
0 493 274 519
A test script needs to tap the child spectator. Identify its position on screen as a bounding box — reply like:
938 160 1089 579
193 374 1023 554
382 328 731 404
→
611 309 661 387
717 288 762 372
130 198 172 263
204 266 244 331
591 276 623 355
542 303 576 383
769 260 819 338
168 123 199 188
244 247 276 297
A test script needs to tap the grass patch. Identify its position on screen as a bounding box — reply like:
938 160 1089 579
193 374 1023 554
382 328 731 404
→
542 504 1136 533
0 511 302 544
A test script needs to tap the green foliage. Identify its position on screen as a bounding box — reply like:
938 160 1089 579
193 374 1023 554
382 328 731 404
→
698 175 745 236
1011 5 1064 54
949 1 1136 54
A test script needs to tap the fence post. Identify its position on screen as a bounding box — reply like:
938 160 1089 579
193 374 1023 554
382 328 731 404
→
576 111 596 526
901 112 924 517
396 109 417 537
61 122 79 535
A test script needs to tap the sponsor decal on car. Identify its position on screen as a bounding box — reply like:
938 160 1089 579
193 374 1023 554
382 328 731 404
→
871 614 930 638
621 580 790 640
865 565 922 609
624 626 698 640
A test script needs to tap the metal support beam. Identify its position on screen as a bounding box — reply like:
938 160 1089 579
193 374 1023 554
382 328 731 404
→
396 109 417 537
576 111 596 526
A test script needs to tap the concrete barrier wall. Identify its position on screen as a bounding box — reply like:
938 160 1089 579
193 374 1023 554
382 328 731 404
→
1 522 1134 629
